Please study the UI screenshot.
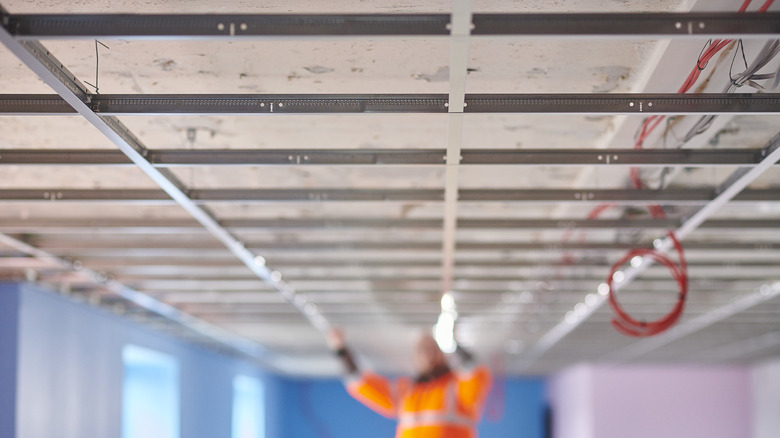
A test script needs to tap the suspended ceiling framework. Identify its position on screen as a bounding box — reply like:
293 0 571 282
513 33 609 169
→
0 0 779 376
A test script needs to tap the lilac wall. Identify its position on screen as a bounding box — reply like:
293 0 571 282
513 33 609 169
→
592 366 751 438
549 364 752 438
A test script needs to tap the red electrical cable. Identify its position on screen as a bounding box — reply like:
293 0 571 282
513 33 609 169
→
551 0 770 335
572 0 773 336
606 231 688 337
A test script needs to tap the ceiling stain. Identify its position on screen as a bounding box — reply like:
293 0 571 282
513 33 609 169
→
414 66 449 82
303 65 335 74
153 58 176 71
591 65 631 92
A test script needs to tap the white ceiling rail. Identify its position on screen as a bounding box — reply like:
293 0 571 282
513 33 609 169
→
517 132 780 371
440 0 472 296
605 281 780 363
0 232 280 367
0 18 330 336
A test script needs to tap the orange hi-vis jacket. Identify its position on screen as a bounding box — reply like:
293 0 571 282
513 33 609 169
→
346 366 492 438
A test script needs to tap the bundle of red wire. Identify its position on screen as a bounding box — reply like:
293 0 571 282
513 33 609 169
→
606 231 687 337
578 0 774 337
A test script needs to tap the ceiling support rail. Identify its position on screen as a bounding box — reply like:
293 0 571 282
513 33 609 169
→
22 240 780 252
0 16 331 358
0 148 773 167
440 0 472 297
604 281 780 363
0 188 777 203
0 232 279 367
2 93 780 115
519 132 780 369
2 217 777 230
4 12 778 39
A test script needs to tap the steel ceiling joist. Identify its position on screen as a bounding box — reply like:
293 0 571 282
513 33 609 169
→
523 132 780 369
3 217 780 231
470 12 780 37
459 148 770 166
0 22 332 351
28 239 780 252
0 148 772 167
2 93 780 115
51 258 780 270
5 13 453 38
1 188 778 203
109 273 777 283
605 281 780 363
457 188 780 203
0 232 278 366
4 12 779 39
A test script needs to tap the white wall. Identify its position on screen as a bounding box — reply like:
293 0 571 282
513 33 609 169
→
752 358 780 438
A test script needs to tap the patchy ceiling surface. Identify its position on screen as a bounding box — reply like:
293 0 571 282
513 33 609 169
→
1 0 779 376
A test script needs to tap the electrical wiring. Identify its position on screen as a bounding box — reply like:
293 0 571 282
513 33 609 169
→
759 0 776 12
682 38 780 144
566 0 776 337
606 231 687 337
631 0 775 158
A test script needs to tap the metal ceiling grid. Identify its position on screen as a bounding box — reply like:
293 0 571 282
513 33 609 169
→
1 1 779 375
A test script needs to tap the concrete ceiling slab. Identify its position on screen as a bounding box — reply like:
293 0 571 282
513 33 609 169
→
1 0 778 376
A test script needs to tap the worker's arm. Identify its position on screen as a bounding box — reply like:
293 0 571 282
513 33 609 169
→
452 345 492 419
327 329 399 418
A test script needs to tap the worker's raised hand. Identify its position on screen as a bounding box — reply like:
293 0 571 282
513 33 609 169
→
327 328 346 351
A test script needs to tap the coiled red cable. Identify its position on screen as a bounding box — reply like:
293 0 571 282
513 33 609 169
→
606 231 688 337
593 0 774 336
553 0 771 336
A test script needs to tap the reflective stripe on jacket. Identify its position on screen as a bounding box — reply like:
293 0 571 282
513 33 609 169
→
346 366 492 438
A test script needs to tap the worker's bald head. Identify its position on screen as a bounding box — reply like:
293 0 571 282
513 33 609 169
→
414 332 446 374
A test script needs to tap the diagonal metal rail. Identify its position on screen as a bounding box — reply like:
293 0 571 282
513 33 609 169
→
519 132 780 370
0 12 331 359
0 232 280 368
604 281 780 363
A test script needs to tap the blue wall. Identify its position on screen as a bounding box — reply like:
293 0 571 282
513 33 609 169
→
276 378 397 438
7 282 283 438
1 282 548 438
275 375 547 438
0 283 20 438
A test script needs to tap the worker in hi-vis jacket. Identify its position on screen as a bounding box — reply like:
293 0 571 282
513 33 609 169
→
328 329 492 438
